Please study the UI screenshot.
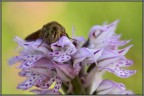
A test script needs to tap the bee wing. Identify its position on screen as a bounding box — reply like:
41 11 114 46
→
25 29 41 41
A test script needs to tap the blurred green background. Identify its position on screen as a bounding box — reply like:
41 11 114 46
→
2 2 142 94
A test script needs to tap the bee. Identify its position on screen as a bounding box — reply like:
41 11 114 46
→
25 21 70 47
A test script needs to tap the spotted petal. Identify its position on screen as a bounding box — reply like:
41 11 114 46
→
17 74 41 90
19 55 43 69
103 58 136 78
105 67 136 78
51 36 77 63
96 80 133 94
52 76 62 92
97 49 123 70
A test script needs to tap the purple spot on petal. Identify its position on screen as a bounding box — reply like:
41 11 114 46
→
23 74 26 76
94 50 100 54
55 52 59 55
70 50 73 53
25 64 29 66
126 63 130 65
118 50 124 54
92 32 96 37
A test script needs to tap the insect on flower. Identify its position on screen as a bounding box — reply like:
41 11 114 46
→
25 21 70 48
9 20 136 95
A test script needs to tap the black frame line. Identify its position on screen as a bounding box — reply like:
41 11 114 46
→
142 1 144 96
1 0 143 2
0 1 2 96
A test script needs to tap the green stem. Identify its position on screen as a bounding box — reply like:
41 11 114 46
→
71 76 84 94
61 83 68 94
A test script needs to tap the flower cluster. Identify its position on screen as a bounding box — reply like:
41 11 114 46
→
9 20 136 94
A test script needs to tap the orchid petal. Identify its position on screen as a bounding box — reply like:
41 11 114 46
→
53 53 71 63
97 50 124 69
96 79 129 94
8 56 23 65
19 55 43 69
90 48 104 62
113 59 133 67
119 40 131 47
88 20 119 49
34 58 54 69
51 36 71 49
49 51 61 57
105 67 136 78
55 67 71 82
97 57 121 70
30 67 55 77
73 63 81 75
73 57 86 65
55 63 75 79
52 76 62 92
19 70 35 77
85 67 103 88
51 36 77 62
17 74 40 90
14 36 34 50
105 19 119 32
97 80 114 92
72 36 86 49
118 45 133 55
74 48 102 65
31 39 51 56
65 45 77 55
37 77 55 89
89 70 103 94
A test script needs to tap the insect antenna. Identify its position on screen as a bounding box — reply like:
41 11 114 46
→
37 33 48 48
